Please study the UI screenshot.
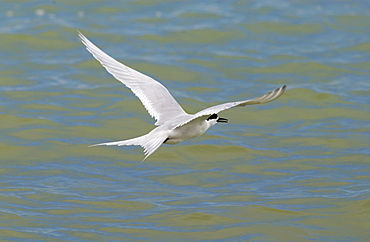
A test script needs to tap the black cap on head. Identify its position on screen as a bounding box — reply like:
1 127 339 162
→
206 114 218 121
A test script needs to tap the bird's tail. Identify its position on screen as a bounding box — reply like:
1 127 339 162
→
90 128 168 161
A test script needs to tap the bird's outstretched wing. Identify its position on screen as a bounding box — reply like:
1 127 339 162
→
175 85 286 128
78 31 187 126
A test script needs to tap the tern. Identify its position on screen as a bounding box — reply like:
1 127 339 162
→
78 32 286 161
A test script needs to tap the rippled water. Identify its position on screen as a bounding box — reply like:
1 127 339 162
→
1 0 369 241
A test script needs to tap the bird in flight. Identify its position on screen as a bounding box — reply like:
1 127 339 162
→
78 31 286 161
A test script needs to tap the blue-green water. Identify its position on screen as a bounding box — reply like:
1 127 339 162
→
1 1 369 241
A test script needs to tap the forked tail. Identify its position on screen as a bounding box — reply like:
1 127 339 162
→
90 128 168 161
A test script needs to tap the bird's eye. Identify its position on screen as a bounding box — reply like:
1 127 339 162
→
206 114 218 121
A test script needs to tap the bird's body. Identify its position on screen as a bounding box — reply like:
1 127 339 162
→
78 31 286 160
164 114 215 144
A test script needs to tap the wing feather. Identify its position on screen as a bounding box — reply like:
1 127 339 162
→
175 85 286 129
78 31 187 125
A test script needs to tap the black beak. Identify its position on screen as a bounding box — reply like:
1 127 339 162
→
217 117 228 123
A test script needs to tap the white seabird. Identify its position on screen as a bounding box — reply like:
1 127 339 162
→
78 32 286 161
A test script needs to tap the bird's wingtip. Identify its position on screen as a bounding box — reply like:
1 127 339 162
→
76 29 83 37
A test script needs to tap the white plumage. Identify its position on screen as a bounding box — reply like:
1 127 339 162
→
79 31 286 161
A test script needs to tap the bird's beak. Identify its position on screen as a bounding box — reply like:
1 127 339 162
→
217 117 228 123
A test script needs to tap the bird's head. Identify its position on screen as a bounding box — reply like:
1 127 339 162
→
206 113 228 127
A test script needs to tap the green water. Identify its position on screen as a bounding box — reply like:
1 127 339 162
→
1 1 369 241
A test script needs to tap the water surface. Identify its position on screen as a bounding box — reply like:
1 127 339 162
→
1 0 369 241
